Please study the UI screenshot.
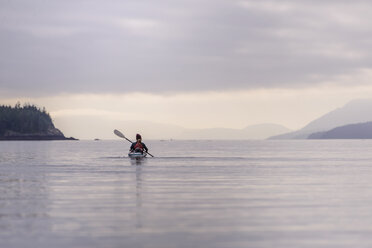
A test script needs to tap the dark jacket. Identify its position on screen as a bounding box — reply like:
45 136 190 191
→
130 141 148 153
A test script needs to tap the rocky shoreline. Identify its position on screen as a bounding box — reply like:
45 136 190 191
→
0 129 78 141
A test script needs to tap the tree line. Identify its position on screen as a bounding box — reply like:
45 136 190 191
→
0 103 54 135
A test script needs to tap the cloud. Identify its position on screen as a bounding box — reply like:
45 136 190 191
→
237 1 295 13
115 18 161 33
1 0 372 97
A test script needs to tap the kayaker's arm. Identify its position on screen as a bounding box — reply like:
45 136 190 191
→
129 142 135 151
143 143 149 152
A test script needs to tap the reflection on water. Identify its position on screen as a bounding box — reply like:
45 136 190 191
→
135 164 143 229
2 140 372 247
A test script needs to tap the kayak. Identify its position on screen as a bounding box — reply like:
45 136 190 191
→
128 152 147 160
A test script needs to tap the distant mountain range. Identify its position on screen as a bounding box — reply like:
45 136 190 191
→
308 122 372 139
54 98 372 140
179 123 291 140
54 115 291 140
269 99 372 139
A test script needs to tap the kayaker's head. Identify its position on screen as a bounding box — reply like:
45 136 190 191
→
136 133 142 142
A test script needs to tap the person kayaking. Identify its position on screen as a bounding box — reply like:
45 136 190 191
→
130 134 149 154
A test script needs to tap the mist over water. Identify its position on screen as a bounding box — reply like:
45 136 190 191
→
1 140 372 248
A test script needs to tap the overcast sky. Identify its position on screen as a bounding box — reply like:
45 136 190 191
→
1 0 372 138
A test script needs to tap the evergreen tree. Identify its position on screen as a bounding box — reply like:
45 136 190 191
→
0 103 54 135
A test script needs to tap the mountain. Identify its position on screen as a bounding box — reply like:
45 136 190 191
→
308 122 372 139
0 103 76 140
269 99 372 139
53 114 290 140
53 117 187 140
180 123 291 140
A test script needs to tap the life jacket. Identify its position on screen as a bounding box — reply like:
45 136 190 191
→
134 141 143 150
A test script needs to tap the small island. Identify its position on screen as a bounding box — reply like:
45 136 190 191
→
0 103 77 140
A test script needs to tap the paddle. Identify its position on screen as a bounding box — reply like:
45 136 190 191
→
114 129 154 157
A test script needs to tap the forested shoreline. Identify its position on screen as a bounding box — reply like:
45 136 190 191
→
0 103 76 140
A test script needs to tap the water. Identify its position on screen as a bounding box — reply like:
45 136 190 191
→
2 140 372 248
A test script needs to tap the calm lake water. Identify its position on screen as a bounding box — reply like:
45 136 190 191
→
2 140 372 248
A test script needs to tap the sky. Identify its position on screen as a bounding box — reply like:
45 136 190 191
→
1 0 372 139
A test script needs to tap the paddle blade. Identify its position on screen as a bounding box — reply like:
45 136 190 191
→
114 129 125 139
